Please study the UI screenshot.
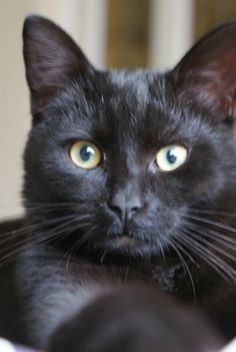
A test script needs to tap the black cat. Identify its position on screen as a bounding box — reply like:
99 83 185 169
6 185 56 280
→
0 16 235 352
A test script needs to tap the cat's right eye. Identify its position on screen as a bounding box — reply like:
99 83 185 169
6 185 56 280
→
70 141 102 169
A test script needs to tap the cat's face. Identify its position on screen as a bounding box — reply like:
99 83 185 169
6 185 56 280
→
23 17 236 270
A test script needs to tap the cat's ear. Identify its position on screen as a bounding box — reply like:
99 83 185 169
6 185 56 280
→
23 16 95 114
170 22 236 122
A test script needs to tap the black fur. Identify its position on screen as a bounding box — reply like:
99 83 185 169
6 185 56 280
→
0 16 235 351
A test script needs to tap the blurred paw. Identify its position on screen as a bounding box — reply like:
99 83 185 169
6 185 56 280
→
48 286 223 352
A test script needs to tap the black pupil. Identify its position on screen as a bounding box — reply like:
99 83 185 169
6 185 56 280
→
166 149 177 164
80 145 94 162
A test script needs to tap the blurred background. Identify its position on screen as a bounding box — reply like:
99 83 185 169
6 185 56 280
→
0 0 236 219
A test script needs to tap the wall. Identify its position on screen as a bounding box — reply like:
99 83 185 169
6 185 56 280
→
0 0 107 219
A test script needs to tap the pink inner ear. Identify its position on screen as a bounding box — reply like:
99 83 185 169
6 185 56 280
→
219 49 236 87
172 23 236 119
194 46 236 111
221 94 236 118
213 49 236 117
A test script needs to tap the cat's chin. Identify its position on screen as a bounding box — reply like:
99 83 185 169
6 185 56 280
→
108 236 147 250
85 236 182 270
97 235 165 261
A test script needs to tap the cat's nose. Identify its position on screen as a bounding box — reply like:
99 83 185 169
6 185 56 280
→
107 192 143 222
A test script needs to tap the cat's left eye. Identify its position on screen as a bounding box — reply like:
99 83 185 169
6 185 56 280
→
156 145 188 172
70 141 102 169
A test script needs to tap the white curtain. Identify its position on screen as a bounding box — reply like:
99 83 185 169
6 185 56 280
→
0 0 108 217
149 0 194 70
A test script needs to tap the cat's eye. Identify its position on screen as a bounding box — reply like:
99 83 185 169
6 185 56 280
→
156 145 188 172
70 141 102 169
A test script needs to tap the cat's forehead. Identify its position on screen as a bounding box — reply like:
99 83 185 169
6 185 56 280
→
106 69 175 113
62 69 171 127
48 69 211 150
99 70 205 141
108 69 155 107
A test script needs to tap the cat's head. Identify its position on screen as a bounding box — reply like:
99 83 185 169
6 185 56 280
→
22 17 236 272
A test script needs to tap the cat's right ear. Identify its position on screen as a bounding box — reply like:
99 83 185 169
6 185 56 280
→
23 16 95 114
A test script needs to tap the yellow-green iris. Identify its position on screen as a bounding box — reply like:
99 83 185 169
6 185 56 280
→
70 141 101 169
156 145 188 172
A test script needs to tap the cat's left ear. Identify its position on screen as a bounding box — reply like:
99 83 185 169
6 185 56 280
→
23 16 95 114
170 22 236 123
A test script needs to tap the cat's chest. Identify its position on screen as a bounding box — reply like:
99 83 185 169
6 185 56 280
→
16 246 185 347
17 249 104 347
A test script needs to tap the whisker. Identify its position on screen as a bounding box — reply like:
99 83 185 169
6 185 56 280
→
167 237 196 300
172 237 197 266
179 233 231 281
182 227 236 274
24 201 96 212
65 226 97 270
100 248 109 264
0 215 92 265
76 226 98 249
0 220 72 264
183 213 236 234
157 235 166 263
182 219 236 246
187 208 236 217
184 227 236 263
0 213 90 250
180 229 235 281
0 215 78 246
